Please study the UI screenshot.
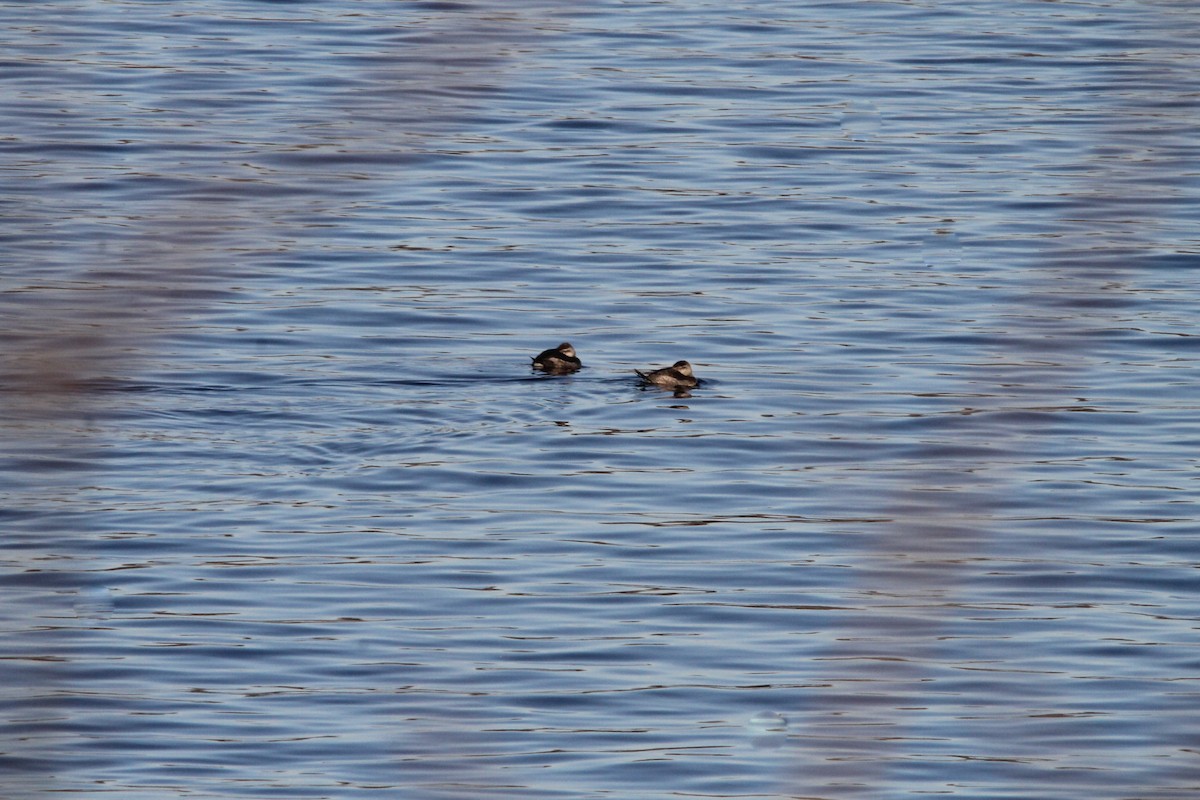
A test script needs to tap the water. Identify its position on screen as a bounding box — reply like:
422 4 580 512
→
2 1 1199 798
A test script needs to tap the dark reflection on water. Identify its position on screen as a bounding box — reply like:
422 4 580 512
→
3 0 1200 798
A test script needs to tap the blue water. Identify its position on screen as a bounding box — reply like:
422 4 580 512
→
3 1 1200 798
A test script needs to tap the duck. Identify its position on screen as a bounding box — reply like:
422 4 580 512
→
635 360 698 389
531 342 582 373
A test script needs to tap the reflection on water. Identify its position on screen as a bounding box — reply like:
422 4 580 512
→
800 6 1200 790
3 0 1200 798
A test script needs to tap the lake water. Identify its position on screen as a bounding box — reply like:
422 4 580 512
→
2 1 1199 798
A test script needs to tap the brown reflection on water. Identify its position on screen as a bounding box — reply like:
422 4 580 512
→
0 2 569 796
786 6 1200 795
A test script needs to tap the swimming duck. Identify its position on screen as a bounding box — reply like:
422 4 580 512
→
635 360 698 389
531 342 582 373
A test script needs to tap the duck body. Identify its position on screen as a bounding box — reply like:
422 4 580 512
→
532 342 582 373
635 360 698 389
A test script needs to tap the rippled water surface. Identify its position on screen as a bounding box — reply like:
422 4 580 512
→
3 1 1200 798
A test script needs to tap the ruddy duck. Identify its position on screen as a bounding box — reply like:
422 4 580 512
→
531 342 582 373
635 360 698 389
